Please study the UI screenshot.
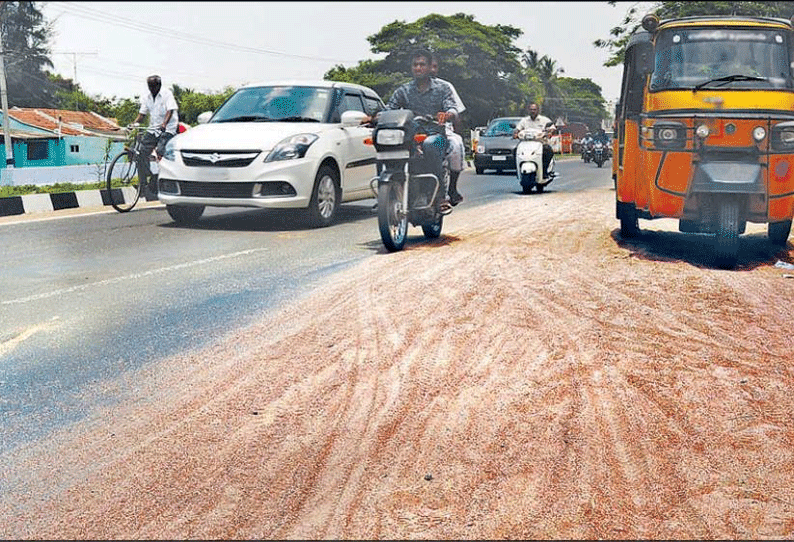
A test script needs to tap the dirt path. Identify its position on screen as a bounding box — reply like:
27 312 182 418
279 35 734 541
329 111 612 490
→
3 185 794 539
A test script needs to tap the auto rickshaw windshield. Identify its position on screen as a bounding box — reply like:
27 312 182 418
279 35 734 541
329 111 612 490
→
649 27 794 91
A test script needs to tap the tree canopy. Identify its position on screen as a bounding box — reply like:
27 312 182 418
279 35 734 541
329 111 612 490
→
2 5 610 132
326 13 608 130
0 1 55 106
595 1 794 67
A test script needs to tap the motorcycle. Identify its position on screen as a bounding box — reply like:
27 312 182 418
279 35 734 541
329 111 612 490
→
582 140 594 163
368 109 451 252
514 124 557 194
593 140 607 168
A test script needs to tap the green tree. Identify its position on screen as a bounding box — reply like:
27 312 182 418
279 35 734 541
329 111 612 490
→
0 1 56 106
325 13 524 128
556 77 609 131
174 86 235 125
595 1 794 67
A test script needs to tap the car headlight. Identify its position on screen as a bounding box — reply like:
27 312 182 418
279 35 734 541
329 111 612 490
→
264 133 319 162
162 138 176 161
375 129 405 146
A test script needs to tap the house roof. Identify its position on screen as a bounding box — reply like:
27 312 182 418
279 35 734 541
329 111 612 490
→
0 128 59 141
7 107 124 137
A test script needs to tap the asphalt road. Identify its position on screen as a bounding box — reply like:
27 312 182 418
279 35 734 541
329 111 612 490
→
0 157 612 453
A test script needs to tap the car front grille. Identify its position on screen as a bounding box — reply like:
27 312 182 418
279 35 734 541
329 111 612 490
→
181 150 261 168
177 181 256 198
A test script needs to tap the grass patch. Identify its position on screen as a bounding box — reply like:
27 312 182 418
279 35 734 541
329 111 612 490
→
0 181 109 198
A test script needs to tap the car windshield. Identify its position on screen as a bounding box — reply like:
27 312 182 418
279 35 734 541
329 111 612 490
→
484 119 518 136
650 26 794 91
211 86 332 123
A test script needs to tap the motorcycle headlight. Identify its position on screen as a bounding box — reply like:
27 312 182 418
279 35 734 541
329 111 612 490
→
162 138 176 161
476 145 485 154
752 126 766 142
264 133 318 162
375 129 405 146
695 124 710 139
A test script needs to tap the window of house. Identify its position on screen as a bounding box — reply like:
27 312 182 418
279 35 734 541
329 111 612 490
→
70 144 79 152
27 141 49 161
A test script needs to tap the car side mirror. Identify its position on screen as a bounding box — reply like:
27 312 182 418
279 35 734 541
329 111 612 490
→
197 111 212 124
341 110 368 127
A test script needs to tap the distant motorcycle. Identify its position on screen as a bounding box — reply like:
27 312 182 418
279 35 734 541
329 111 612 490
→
368 109 452 252
582 140 594 163
514 124 557 194
593 140 607 168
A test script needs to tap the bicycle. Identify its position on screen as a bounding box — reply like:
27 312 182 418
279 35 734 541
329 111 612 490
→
105 124 161 212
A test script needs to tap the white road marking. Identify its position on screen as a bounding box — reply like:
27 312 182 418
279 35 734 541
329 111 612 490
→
2 248 269 306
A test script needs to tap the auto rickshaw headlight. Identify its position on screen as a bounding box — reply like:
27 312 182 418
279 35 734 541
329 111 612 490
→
780 131 794 145
771 121 794 150
696 124 710 139
752 126 766 142
659 128 677 141
653 121 686 149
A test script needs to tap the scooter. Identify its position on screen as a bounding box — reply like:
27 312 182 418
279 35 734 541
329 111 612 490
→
515 126 557 193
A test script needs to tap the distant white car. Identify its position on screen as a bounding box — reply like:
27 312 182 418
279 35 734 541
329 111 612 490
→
157 80 384 226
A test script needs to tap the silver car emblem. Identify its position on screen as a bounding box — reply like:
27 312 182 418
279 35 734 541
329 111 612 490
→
209 153 222 163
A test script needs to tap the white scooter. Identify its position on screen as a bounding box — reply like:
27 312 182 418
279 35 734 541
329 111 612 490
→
514 125 557 194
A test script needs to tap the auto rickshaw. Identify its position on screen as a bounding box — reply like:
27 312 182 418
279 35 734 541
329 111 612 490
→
614 13 794 268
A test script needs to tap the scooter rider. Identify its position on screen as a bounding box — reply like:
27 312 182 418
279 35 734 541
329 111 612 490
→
514 102 556 178
363 48 459 210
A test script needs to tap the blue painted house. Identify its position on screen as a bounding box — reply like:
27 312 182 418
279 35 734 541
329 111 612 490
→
1 107 126 169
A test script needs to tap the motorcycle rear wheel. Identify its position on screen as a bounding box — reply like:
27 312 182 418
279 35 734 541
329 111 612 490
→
378 178 408 252
422 215 443 238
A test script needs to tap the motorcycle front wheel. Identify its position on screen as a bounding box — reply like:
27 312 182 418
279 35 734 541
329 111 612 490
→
378 177 408 252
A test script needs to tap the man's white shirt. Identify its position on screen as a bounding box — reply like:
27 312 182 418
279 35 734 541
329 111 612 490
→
139 88 179 133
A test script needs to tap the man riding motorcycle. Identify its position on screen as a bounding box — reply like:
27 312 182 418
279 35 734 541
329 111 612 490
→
363 48 459 211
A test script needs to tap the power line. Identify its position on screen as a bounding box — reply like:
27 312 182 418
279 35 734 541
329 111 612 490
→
47 1 360 64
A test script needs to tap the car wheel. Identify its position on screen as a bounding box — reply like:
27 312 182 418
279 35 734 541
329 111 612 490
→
166 204 204 225
308 164 340 227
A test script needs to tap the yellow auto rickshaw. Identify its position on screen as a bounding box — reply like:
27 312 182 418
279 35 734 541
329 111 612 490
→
614 13 794 267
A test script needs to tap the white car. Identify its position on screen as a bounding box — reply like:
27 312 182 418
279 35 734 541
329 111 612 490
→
157 80 383 226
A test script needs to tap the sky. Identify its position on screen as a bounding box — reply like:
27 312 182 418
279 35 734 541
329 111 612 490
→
38 1 652 107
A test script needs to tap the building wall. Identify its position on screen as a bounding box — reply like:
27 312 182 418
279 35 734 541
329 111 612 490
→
0 163 116 186
0 137 125 169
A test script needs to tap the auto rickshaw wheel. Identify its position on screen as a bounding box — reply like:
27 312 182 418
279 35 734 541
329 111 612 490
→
714 197 741 269
768 220 792 246
617 201 639 238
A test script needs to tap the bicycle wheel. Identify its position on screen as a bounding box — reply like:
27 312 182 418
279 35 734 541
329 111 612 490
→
106 151 143 212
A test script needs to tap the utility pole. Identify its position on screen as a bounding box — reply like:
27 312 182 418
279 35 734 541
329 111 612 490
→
0 0 14 182
51 51 98 87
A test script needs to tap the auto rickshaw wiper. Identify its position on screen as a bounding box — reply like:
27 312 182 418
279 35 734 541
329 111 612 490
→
694 74 768 92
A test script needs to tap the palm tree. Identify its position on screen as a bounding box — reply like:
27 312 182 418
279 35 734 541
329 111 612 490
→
537 56 566 120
